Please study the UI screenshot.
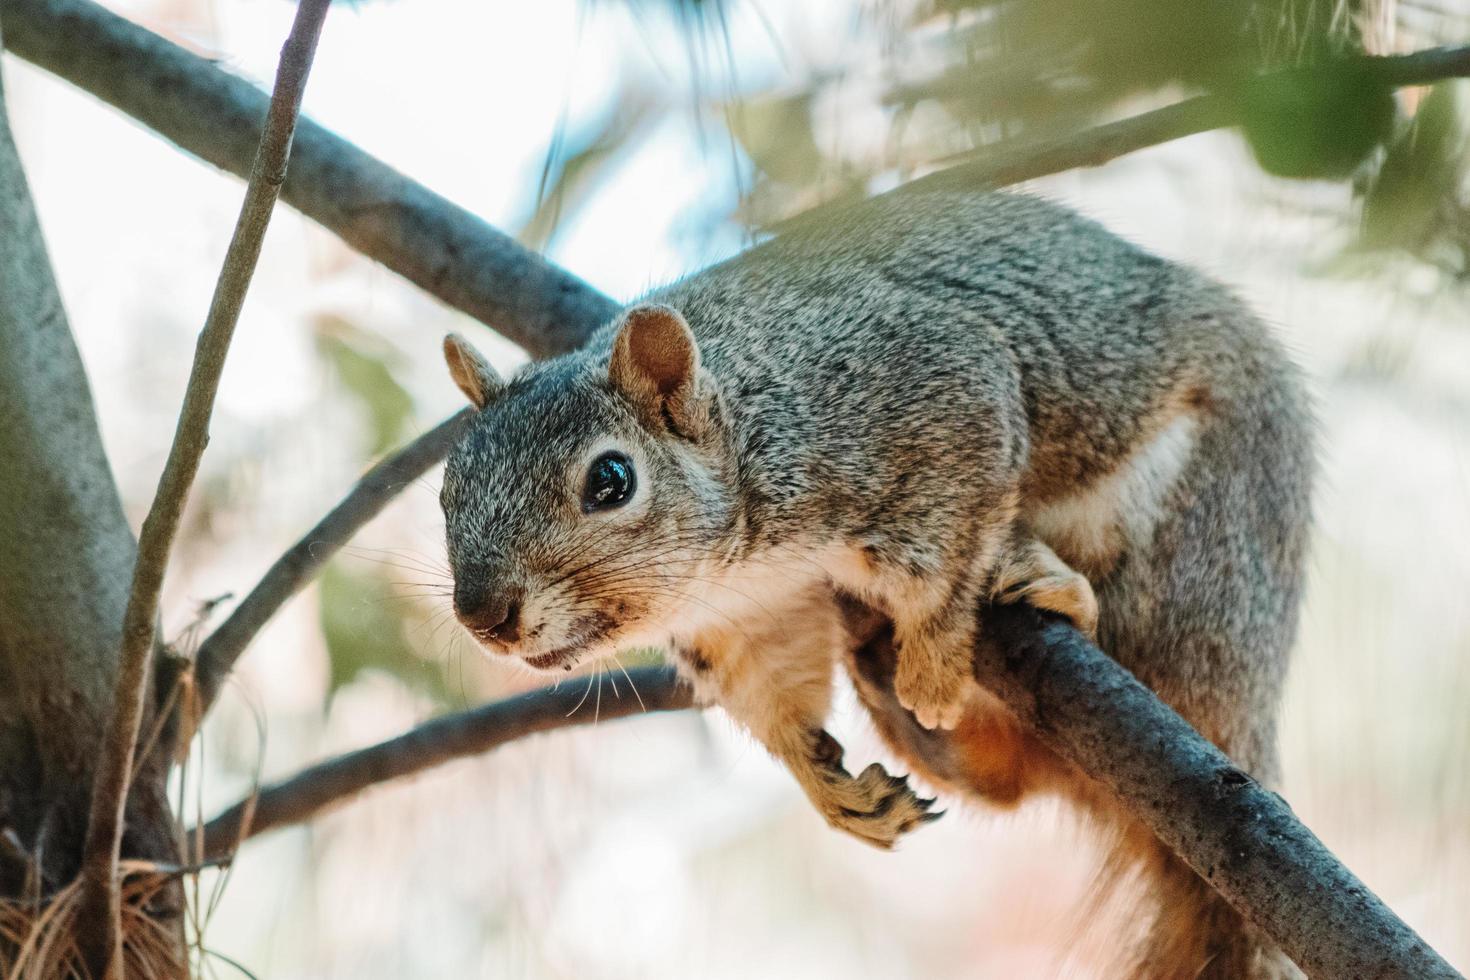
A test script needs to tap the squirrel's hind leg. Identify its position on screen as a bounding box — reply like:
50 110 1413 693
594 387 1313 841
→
671 590 939 850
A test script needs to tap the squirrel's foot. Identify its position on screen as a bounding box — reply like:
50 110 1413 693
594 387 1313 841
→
804 731 941 849
992 539 1098 638
894 636 973 730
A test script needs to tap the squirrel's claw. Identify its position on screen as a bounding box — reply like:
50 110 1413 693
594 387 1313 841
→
819 761 944 850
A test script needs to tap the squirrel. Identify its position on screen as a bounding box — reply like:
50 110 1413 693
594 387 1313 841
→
437 189 1314 979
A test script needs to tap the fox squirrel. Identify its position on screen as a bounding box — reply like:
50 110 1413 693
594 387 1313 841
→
438 189 1314 978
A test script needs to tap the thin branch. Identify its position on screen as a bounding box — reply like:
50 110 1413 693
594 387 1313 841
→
76 1 332 971
190 410 474 718
1361 43 1470 86
789 44 1470 224
894 95 1235 197
199 667 692 858
0 0 622 358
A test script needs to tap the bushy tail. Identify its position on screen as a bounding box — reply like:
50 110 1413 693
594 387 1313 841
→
1076 815 1300 979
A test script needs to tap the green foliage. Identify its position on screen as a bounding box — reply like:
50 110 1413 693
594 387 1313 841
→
318 561 453 709
1362 82 1470 269
315 316 414 456
1240 64 1396 179
570 0 1469 274
727 93 823 185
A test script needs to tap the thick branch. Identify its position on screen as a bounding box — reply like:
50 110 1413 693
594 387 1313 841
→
846 603 1459 980
0 0 621 358
200 666 692 857
77 1 331 969
0 7 153 897
989 610 1459 978
190 410 474 716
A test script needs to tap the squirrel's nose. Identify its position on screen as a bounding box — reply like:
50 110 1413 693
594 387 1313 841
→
454 582 524 645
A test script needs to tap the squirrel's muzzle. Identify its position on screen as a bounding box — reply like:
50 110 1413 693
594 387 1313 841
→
453 579 525 646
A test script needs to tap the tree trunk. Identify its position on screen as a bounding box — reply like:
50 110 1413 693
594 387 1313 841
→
0 24 178 952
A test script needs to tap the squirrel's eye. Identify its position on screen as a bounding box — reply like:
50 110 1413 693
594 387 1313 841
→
582 452 636 513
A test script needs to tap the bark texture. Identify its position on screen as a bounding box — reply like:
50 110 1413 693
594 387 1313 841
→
845 602 1460 980
0 21 174 916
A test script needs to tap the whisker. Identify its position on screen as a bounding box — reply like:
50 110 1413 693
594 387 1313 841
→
410 475 443 499
566 672 598 718
340 554 453 583
611 654 647 712
342 543 453 577
602 657 620 698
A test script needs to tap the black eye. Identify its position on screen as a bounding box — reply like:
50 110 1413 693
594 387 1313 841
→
582 451 636 512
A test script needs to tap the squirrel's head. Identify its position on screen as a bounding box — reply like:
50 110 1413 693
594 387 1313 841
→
439 304 735 673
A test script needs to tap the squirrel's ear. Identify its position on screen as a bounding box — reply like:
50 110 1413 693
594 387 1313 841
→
442 333 505 410
608 304 707 437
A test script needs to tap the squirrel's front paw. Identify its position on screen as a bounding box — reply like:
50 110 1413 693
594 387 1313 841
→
820 762 943 850
894 641 973 730
800 730 941 849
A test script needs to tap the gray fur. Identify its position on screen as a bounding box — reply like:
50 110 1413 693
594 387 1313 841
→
441 188 1314 978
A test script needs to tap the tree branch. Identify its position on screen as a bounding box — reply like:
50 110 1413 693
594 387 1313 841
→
0 0 622 358
1362 43 1470 86
189 410 474 718
76 1 332 970
199 666 692 858
844 602 1460 980
872 45 1470 200
8 0 1465 361
202 609 1461 978
893 95 1236 198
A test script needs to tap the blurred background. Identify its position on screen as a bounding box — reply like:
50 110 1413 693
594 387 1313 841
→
3 0 1468 975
